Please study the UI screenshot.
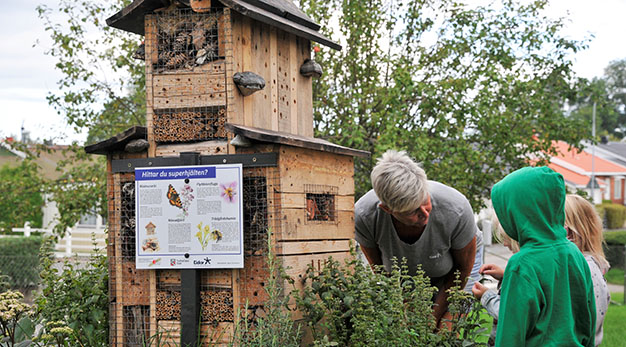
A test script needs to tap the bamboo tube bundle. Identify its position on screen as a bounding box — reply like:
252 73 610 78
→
154 108 227 142
154 110 205 142
201 289 234 322
156 290 181 320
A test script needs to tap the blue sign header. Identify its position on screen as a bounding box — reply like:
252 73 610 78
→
135 166 217 181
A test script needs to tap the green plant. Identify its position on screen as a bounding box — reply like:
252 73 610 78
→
33 236 109 346
295 252 487 346
0 290 33 346
599 204 626 229
0 236 43 290
0 161 45 234
231 230 301 346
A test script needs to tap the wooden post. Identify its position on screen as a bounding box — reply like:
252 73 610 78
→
179 152 201 346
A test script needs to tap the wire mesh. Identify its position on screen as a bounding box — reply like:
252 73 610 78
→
153 8 223 73
304 184 338 223
147 7 231 144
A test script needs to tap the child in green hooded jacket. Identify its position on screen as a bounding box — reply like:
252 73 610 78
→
490 166 596 347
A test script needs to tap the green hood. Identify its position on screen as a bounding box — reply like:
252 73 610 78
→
491 166 566 247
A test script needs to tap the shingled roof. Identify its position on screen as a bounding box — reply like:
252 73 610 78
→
106 0 341 50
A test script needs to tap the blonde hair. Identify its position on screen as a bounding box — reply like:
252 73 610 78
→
564 194 608 268
371 150 428 213
492 213 519 253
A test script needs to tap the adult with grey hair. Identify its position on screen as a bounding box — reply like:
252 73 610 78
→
355 149 482 328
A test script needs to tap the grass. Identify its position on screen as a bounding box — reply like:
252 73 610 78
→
606 268 625 285
472 292 626 346
604 292 625 347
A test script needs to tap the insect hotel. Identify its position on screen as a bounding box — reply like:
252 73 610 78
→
85 0 368 345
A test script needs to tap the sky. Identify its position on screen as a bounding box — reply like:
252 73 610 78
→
1 0 626 145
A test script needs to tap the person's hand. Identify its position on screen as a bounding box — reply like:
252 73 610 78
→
472 282 488 300
479 263 504 281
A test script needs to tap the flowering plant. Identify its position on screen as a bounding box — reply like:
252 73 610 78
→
178 183 195 218
220 181 237 203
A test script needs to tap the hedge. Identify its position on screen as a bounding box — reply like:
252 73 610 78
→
0 236 44 289
605 231 626 245
598 203 626 229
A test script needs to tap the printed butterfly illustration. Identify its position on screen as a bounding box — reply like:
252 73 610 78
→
167 184 183 209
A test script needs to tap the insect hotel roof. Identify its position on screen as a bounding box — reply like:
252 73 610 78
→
106 0 341 50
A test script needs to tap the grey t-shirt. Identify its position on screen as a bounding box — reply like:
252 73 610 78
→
355 181 477 279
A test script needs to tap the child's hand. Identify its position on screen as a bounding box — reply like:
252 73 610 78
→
472 282 488 300
479 263 504 281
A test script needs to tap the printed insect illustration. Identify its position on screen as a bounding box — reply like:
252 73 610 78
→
167 184 182 209
196 222 222 250
211 229 223 242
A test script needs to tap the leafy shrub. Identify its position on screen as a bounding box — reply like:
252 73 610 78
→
0 236 43 290
598 203 626 229
595 205 606 226
0 161 45 234
295 253 487 346
33 236 109 346
604 231 626 245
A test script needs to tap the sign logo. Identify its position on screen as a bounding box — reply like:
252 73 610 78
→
170 259 177 266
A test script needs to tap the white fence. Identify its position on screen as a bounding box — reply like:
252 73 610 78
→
11 221 107 258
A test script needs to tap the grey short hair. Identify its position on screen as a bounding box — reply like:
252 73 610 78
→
371 150 428 212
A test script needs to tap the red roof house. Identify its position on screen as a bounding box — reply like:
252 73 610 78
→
549 141 626 204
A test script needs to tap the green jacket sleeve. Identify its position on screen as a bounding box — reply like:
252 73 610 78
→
495 268 542 347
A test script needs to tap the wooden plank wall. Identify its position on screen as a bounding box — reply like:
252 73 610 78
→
277 146 355 242
229 12 314 137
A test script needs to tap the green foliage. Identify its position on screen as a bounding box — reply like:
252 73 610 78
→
604 230 626 245
36 0 145 145
0 161 44 233
569 77 624 139
0 236 43 290
42 144 108 237
232 231 302 346
595 204 607 223
295 254 487 346
300 0 589 207
34 237 109 346
600 204 626 229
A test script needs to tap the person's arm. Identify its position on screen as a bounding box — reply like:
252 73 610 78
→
495 268 540 347
433 236 476 327
472 282 500 320
360 245 383 271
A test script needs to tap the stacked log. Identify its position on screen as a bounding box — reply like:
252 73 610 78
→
153 108 227 142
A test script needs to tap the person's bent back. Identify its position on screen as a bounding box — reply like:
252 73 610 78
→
491 167 595 347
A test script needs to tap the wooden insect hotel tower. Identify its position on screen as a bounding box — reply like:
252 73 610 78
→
85 0 368 345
